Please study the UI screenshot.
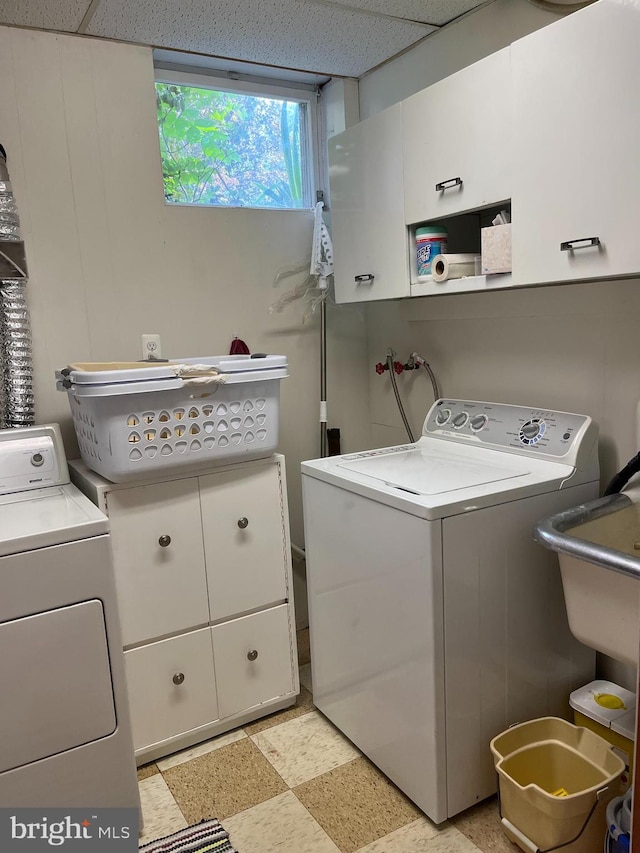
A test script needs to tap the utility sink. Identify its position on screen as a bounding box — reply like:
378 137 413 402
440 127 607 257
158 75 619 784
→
535 493 640 666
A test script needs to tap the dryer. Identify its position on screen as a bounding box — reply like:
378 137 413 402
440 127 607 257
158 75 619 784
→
302 399 599 824
0 424 139 809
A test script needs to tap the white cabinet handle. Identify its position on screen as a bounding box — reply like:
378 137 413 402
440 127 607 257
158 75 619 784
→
172 672 185 685
560 236 601 251
435 176 463 191
237 517 249 529
158 534 172 547
247 649 259 662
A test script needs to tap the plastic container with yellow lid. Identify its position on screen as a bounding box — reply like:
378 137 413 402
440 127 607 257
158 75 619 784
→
570 680 635 788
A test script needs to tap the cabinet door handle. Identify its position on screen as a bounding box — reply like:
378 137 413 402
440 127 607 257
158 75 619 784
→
247 649 259 662
237 517 249 529
435 177 463 191
354 274 374 284
560 237 601 251
172 672 185 685
158 534 172 547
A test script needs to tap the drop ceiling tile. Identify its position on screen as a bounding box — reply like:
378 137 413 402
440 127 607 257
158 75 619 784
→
87 0 436 77
335 0 487 26
0 0 92 31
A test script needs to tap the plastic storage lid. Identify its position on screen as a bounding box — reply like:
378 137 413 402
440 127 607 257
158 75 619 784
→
60 355 288 385
611 708 636 740
416 225 448 237
570 680 636 728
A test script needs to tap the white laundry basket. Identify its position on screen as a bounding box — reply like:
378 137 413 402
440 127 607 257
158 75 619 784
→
56 355 288 482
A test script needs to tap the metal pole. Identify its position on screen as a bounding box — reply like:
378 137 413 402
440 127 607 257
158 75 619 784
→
320 294 328 457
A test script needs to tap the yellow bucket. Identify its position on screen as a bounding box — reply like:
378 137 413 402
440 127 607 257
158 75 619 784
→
490 717 625 853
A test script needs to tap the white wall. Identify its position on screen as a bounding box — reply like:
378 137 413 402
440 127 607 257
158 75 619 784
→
358 0 639 689
359 0 558 118
0 25 370 567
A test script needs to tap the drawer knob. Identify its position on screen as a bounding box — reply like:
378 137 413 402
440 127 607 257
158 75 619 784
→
237 517 249 529
158 534 172 547
172 672 185 685
247 649 259 662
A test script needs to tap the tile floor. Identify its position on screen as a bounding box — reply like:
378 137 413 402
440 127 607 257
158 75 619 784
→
137 629 518 852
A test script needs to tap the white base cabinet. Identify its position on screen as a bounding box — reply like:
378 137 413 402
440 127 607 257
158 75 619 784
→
70 454 299 764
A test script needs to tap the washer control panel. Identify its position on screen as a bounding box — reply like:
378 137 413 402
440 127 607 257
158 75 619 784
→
424 399 594 459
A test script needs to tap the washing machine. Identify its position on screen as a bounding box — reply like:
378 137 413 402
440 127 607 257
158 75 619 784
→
302 399 599 824
0 424 139 809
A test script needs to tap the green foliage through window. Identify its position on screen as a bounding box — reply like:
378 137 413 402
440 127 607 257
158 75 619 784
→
155 82 309 209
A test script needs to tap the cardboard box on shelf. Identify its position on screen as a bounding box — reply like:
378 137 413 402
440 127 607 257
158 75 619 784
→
481 223 511 274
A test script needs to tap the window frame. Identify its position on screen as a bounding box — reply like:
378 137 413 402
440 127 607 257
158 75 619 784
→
153 65 321 211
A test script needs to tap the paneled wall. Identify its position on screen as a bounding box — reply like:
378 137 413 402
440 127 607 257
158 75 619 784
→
0 25 371 569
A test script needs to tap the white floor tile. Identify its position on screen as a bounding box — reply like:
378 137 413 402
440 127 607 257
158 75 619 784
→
250 710 359 786
156 729 247 771
356 822 482 852
224 791 341 853
138 774 187 846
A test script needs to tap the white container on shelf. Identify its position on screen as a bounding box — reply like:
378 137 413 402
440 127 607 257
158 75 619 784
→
56 354 288 482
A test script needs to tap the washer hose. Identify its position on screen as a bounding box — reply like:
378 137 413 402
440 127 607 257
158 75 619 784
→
386 354 415 443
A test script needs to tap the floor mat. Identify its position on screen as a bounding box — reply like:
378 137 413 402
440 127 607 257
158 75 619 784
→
139 818 238 852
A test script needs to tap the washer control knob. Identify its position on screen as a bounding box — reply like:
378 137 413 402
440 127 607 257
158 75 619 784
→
519 419 547 444
172 672 185 685
31 452 44 467
435 408 451 426
158 534 172 547
470 414 488 432
452 412 469 429
247 649 259 662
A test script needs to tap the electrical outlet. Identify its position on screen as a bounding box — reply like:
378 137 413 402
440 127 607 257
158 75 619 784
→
141 334 161 361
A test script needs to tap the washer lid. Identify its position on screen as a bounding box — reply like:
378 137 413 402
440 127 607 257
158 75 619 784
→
0 483 108 557
338 444 529 495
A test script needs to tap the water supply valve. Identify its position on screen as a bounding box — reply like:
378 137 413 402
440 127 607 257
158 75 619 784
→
375 360 405 375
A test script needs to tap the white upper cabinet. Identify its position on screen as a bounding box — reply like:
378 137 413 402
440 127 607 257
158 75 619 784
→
511 0 640 286
402 47 511 225
329 103 410 303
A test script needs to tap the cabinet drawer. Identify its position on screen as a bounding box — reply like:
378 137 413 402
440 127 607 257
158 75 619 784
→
107 479 209 645
212 604 295 719
124 628 218 752
200 463 288 620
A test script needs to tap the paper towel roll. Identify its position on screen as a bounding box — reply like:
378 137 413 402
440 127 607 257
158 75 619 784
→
431 253 477 283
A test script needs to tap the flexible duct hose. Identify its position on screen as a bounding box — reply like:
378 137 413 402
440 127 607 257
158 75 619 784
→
603 452 640 496
0 144 33 428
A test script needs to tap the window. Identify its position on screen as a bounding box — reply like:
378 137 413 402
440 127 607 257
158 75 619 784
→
154 72 318 210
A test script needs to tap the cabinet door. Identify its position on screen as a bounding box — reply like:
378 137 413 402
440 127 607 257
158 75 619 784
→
403 48 511 224
124 628 218 752
511 1 640 286
107 479 209 646
329 103 410 303
200 462 288 621
212 604 295 719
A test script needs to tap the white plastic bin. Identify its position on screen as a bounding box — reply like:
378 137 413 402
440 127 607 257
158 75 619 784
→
56 355 288 482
